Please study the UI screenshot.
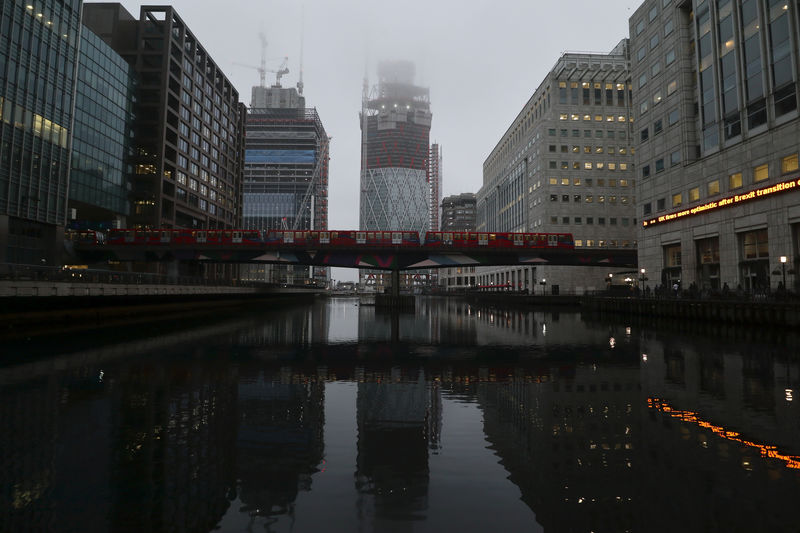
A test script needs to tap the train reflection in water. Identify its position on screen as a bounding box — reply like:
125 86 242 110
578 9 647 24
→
0 297 798 532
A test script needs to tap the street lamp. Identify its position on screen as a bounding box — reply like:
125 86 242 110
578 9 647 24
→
781 256 787 290
639 268 648 295
540 278 547 296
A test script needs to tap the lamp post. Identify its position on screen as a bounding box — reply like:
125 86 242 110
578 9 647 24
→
781 256 787 290
540 278 547 296
640 268 648 296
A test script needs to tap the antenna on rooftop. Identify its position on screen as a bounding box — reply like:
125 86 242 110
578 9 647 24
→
297 5 305 95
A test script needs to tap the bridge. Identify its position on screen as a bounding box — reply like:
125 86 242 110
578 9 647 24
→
74 241 638 272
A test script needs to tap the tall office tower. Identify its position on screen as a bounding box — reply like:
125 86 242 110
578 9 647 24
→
476 41 636 295
359 61 432 290
360 61 432 235
243 84 330 285
631 0 800 294
428 143 442 232
68 25 136 233
82 4 245 231
438 192 477 291
0 1 82 265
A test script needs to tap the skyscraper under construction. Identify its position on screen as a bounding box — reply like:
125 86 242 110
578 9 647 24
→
359 61 432 290
360 61 432 236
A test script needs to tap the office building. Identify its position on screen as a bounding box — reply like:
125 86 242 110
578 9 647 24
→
359 60 432 290
438 192 477 291
477 42 636 294
68 24 136 231
428 143 442 232
631 0 800 293
243 83 329 285
83 4 245 231
0 0 82 265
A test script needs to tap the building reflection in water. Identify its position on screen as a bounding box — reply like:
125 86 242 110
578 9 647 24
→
354 366 442 525
234 368 325 520
2 298 800 532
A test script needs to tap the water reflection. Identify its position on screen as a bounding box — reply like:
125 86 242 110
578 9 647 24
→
0 297 798 532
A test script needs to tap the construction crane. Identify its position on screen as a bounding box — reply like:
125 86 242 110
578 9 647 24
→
232 31 288 88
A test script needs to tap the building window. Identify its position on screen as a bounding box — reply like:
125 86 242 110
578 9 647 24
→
665 49 676 65
664 17 674 35
641 128 649 142
562 195 570 202
640 101 649 115
672 193 682 206
729 172 743 189
741 229 768 259
667 80 677 95
656 159 665 172
664 244 682 268
644 202 652 215
657 198 666 210
689 187 700 201
550 194 558 202
637 47 647 61
561 178 570 185
574 195 581 202
654 119 663 134
753 164 768 182
653 90 663 105
670 150 681 165
708 179 720 195
638 73 647 88
636 19 645 35
651 62 661 76
549 177 558 185
667 108 679 125
781 154 799 174
649 5 658 21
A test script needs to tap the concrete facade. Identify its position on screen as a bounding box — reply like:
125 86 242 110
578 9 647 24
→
477 42 637 294
631 0 800 293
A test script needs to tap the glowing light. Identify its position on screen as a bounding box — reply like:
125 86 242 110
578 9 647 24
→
609 337 616 348
642 353 648 362
625 327 631 335
648 397 800 470
643 176 800 228
786 389 793 402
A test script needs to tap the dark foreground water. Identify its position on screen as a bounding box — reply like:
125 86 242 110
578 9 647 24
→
2 296 799 532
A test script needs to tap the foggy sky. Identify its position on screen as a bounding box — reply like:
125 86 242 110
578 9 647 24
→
103 0 640 281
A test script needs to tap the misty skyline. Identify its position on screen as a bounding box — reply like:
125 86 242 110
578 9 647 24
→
106 0 639 232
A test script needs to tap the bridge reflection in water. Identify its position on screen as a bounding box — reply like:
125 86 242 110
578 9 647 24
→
0 297 798 532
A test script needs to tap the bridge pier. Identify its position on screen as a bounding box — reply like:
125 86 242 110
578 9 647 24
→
375 268 414 310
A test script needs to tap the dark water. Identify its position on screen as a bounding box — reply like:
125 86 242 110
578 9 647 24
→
2 296 799 532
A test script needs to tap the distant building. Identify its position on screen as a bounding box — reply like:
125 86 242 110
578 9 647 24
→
68 26 136 233
631 0 800 293
441 193 476 232
0 0 82 265
477 41 636 294
83 4 245 231
360 61 432 290
428 143 442 232
242 83 329 285
438 193 477 291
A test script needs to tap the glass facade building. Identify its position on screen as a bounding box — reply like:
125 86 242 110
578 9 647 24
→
69 26 135 229
360 61 432 237
0 0 81 264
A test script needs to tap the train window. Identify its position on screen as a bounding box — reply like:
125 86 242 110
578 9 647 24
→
489 234 496 240
331 232 338 238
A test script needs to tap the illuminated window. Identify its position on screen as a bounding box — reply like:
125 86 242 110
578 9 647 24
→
549 177 558 185
754 164 768 182
571 114 580 121
573 178 581 185
653 90 663 105
741 229 769 259
667 80 677 95
672 193 682 206
585 195 594 203
583 114 591 121
781 154 798 174
708 180 720 195
664 244 681 267
620 163 628 170
560 113 568 121
729 172 742 189
609 163 617 170
595 115 603 122
689 187 700 201
598 195 605 203
575 240 583 247
584 162 593 170
597 162 605 169
561 178 570 185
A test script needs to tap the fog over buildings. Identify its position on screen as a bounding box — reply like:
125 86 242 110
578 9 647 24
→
108 0 639 235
